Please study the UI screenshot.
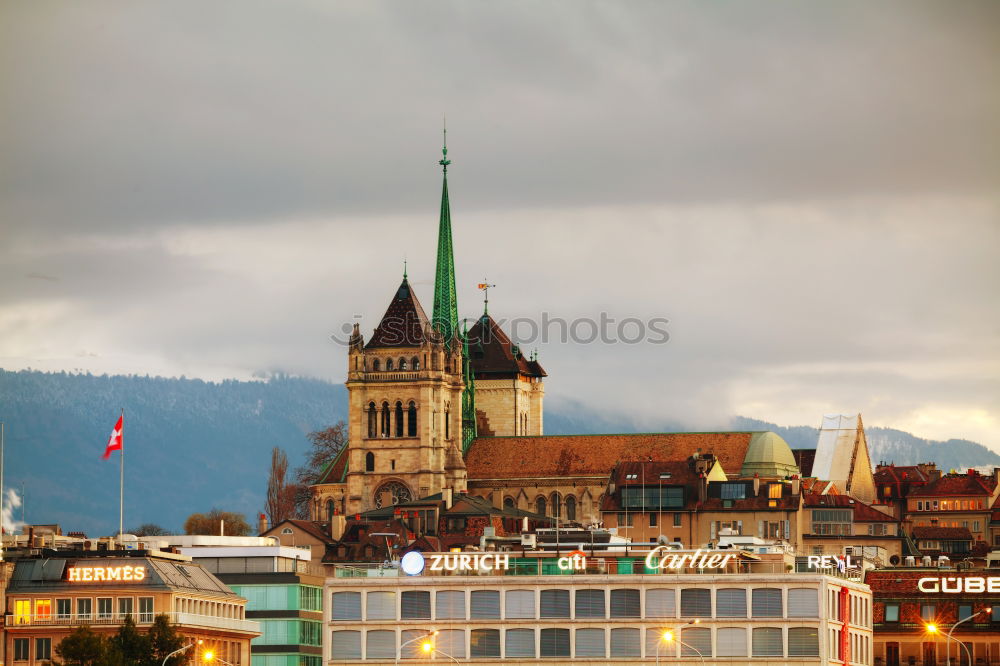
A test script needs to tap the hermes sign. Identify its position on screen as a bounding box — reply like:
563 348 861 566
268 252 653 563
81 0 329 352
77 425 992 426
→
67 565 147 582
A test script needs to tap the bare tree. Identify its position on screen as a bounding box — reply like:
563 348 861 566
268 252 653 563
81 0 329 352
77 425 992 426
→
292 421 348 519
265 447 297 525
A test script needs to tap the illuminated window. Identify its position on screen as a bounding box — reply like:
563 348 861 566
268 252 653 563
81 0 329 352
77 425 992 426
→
35 599 51 620
768 484 782 499
14 600 31 624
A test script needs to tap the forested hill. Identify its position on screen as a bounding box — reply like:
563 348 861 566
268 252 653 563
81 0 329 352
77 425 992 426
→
1 369 996 536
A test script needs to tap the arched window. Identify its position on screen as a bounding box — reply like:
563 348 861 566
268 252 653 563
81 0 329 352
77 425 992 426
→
412 356 420 370
374 481 412 508
367 402 377 438
550 492 561 519
381 402 390 437
373 359 381 371
386 358 394 371
504 497 516 510
399 358 408 370
394 401 404 437
565 495 576 521
407 401 417 437
445 409 450 440
536 497 547 516
365 452 375 472
326 499 335 520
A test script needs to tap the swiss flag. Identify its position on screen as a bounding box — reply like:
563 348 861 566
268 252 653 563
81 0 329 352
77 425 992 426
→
102 414 123 460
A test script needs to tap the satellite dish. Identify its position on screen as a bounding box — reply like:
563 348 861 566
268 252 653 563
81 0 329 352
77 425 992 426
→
889 555 900 566
657 535 670 545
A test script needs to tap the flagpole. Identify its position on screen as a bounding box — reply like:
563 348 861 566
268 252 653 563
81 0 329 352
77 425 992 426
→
119 408 124 549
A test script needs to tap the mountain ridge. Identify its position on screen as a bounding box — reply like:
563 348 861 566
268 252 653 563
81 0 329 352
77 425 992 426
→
1 369 995 535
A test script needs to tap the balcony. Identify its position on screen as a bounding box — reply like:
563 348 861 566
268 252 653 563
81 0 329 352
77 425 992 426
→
5 612 260 635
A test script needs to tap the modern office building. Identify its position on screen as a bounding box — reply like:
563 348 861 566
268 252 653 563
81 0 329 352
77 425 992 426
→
3 549 259 665
180 543 325 666
325 549 872 664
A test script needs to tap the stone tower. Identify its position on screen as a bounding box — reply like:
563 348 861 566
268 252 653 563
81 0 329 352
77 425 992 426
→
341 276 468 514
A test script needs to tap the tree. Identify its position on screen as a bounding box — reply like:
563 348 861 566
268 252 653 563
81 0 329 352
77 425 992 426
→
184 508 251 536
147 614 188 665
265 447 297 525
295 421 348 484
55 625 109 665
130 523 170 537
109 615 149 665
292 421 348 518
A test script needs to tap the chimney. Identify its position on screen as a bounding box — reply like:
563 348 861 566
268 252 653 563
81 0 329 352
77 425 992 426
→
791 475 801 496
258 513 269 535
492 490 503 510
753 474 761 497
330 514 346 541
698 473 707 503
443 488 454 510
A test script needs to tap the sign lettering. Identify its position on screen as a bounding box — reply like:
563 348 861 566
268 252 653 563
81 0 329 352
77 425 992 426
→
557 550 587 571
806 555 858 571
644 547 736 571
427 553 510 572
917 576 1000 593
67 566 146 583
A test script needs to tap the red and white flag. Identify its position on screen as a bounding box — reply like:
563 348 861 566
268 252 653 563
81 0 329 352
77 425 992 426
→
102 414 123 460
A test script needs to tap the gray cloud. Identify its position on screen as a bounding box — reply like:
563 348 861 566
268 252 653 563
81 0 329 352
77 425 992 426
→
0 1 998 449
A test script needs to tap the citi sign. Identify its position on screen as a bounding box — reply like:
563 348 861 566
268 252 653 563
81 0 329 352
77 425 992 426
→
557 550 587 571
917 576 1000 593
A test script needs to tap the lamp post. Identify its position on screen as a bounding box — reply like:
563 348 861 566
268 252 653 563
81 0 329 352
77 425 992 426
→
943 607 991 666
202 653 234 666
655 620 702 665
396 630 439 665
161 640 202 666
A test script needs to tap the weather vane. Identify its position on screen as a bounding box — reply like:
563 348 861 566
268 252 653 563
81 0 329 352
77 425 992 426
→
477 280 495 314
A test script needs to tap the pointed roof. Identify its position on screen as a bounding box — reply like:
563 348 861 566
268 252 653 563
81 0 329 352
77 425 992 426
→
432 136 459 344
467 313 547 378
365 277 433 349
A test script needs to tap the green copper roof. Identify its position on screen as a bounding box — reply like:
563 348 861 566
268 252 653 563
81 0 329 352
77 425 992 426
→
432 131 459 345
740 431 801 478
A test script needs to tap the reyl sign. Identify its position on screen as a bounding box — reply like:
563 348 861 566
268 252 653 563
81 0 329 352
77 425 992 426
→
917 577 1000 593
645 547 736 571
806 555 858 570
67 565 146 582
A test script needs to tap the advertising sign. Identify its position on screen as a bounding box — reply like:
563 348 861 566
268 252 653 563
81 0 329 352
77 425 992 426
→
644 547 736 571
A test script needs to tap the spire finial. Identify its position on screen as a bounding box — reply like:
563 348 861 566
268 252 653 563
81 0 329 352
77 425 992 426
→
477 280 495 316
403 257 408 280
439 116 451 172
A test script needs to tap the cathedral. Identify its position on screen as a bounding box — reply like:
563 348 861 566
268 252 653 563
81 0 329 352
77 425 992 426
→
310 136 547 518
306 138 860 527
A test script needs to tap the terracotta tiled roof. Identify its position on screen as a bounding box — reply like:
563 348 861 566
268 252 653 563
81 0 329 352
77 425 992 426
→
467 432 757 480
912 526 972 540
267 519 333 544
873 465 929 484
803 493 896 522
365 277 435 348
907 472 996 498
467 313 546 378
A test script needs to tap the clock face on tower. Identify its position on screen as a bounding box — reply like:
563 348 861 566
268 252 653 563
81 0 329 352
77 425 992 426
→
374 481 413 508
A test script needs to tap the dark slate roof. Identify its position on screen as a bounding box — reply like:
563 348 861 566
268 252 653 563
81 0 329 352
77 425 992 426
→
467 313 546 378
803 492 898 522
792 449 816 477
365 277 434 349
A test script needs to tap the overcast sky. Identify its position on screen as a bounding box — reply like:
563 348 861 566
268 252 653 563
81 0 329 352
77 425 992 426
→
2 1 998 450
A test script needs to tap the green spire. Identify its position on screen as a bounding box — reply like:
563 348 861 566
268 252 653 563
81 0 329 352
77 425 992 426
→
432 125 458 344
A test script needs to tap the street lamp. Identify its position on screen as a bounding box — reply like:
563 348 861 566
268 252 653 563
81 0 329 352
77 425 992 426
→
161 640 202 666
944 608 991 666
202 652 234 666
396 630 439 665
655 620 703 666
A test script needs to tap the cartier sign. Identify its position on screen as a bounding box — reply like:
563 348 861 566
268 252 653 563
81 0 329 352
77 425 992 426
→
917 577 1000 593
644 547 736 571
67 565 147 582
